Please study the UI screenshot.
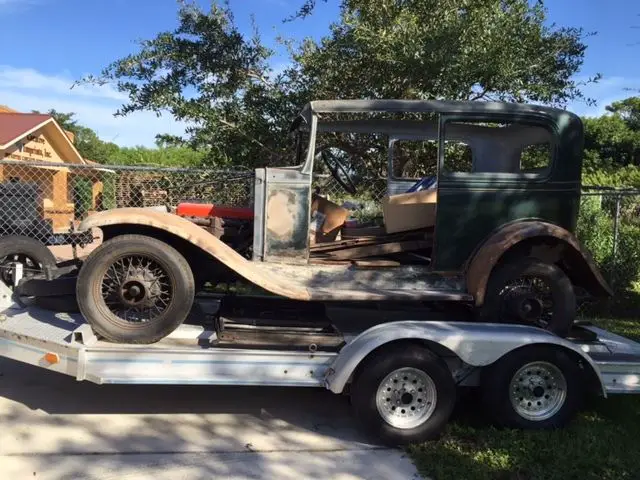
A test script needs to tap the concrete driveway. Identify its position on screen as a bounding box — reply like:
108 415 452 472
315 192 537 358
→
0 357 421 479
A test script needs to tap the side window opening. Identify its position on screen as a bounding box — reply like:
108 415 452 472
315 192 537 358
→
391 140 438 179
442 120 554 176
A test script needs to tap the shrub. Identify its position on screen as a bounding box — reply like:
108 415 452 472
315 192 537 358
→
577 195 640 291
101 173 117 210
71 176 93 220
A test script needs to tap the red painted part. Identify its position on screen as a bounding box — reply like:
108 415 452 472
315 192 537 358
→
177 202 254 220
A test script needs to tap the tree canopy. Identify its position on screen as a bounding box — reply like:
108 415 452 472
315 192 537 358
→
83 0 596 169
583 97 640 173
36 109 205 167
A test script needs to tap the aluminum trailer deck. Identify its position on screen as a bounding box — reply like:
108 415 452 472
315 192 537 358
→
1 278 640 444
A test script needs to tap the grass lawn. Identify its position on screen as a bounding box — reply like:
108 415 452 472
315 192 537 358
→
407 318 640 480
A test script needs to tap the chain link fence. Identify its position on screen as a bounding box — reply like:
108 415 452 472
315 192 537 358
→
0 159 253 246
0 158 639 298
579 188 640 290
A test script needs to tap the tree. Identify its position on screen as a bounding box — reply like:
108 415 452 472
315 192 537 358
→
83 0 597 169
34 109 207 166
606 97 640 131
33 109 120 163
583 97 640 172
38 109 78 132
84 2 293 168
296 0 596 104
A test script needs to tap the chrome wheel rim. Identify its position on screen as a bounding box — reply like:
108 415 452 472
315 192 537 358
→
509 361 567 421
376 367 437 429
100 254 173 323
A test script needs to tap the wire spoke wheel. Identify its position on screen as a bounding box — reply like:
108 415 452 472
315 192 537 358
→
499 274 555 328
100 254 173 324
483 258 575 337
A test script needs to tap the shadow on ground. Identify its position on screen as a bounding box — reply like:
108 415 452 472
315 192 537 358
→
0 357 420 480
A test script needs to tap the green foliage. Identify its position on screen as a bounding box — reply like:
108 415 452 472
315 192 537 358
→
81 0 595 169
71 176 93 220
408 392 640 480
108 146 206 167
606 97 640 131
83 1 295 168
583 96 640 172
577 195 640 296
298 0 595 106
101 174 117 210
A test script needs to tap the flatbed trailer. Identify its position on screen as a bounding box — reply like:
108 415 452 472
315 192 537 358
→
1 278 639 445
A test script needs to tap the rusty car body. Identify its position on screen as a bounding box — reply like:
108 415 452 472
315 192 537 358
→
70 100 611 343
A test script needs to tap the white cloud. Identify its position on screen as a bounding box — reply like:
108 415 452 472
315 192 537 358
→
0 66 186 148
567 75 640 118
0 66 126 101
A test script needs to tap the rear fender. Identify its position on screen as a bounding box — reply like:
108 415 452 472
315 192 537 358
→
78 208 311 300
466 221 612 306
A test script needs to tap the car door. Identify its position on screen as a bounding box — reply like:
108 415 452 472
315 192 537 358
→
431 113 576 271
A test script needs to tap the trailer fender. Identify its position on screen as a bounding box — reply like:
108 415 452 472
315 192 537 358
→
466 220 612 306
78 208 312 300
325 321 606 396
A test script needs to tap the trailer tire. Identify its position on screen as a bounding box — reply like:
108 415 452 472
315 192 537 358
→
0 235 56 288
481 346 584 430
350 344 456 445
77 234 195 344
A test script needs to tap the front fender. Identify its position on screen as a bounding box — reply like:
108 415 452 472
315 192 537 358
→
325 321 606 396
78 208 312 301
466 221 612 306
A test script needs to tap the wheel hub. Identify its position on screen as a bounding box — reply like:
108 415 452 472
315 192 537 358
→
500 276 553 327
508 293 544 322
120 279 148 306
509 361 567 421
376 367 437 429
101 255 172 323
0 254 40 286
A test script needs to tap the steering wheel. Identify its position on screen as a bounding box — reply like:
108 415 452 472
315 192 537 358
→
319 148 358 195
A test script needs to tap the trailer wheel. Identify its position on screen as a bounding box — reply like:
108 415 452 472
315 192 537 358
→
0 235 56 288
76 234 195 344
481 346 584 429
350 345 456 445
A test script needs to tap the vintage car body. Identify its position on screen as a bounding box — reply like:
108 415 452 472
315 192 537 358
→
74 100 612 343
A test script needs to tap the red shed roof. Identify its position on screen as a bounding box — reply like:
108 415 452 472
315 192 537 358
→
0 112 52 148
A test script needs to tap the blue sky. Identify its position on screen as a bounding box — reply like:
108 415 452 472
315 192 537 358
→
0 0 638 147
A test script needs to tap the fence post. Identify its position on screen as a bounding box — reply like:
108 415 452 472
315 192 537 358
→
611 194 622 288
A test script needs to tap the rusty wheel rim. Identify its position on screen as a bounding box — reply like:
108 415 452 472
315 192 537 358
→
100 254 173 323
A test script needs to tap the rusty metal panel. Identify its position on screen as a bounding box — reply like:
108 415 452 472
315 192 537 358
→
465 220 612 305
263 168 312 264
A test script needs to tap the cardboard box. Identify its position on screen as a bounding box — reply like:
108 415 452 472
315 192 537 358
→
310 194 349 244
382 189 437 233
